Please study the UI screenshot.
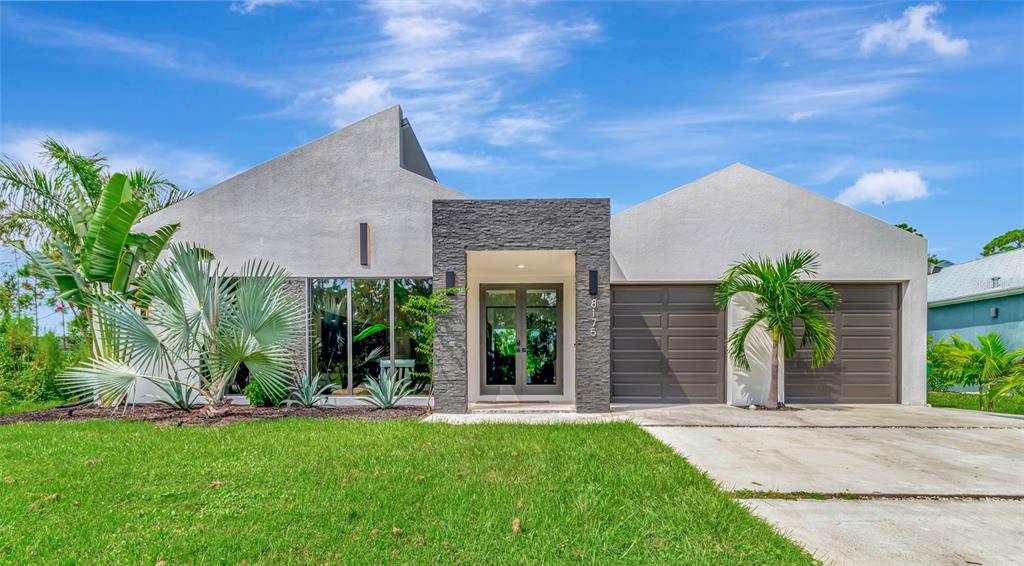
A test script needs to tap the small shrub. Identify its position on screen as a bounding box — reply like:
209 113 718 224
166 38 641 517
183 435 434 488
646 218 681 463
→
243 380 286 407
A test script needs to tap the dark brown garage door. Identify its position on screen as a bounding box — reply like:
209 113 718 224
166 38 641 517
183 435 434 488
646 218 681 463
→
786 284 900 403
611 285 725 403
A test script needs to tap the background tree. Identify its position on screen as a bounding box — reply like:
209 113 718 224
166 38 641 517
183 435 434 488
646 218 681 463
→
15 173 182 354
0 138 191 252
894 223 946 266
929 333 1023 411
981 228 1024 257
714 250 839 409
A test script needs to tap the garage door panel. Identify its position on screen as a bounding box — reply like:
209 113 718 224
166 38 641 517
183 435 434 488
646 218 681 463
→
843 313 895 328
611 383 662 398
667 336 722 352
663 383 722 398
666 286 716 305
667 313 722 330
612 285 725 404
611 357 662 374
666 358 721 373
842 335 894 350
611 287 663 304
611 335 662 352
612 312 663 329
786 284 899 404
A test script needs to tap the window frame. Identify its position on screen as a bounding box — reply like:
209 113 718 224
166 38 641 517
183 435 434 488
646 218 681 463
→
307 277 431 396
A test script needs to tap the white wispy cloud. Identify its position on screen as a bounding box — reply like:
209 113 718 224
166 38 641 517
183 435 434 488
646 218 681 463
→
861 3 969 57
836 168 931 206
731 4 878 60
1 127 236 190
787 110 820 123
423 149 494 171
230 0 294 14
300 1 599 155
2 9 286 94
488 116 556 146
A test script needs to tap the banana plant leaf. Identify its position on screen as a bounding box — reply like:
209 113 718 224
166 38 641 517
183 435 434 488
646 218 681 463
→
81 172 130 274
17 246 86 305
83 200 145 281
69 192 94 241
142 223 179 263
111 245 142 293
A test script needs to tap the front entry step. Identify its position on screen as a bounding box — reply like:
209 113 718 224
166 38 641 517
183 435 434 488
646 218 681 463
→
469 402 575 414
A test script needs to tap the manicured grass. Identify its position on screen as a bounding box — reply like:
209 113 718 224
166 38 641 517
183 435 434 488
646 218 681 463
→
0 419 813 565
0 400 63 417
928 391 1024 415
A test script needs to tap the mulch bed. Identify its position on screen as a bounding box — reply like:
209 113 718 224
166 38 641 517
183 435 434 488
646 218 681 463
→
0 403 426 427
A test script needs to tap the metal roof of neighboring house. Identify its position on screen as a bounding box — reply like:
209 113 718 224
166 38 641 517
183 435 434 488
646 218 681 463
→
928 248 1024 305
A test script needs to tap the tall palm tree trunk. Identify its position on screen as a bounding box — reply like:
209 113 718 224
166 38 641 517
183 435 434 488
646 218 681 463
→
769 337 780 409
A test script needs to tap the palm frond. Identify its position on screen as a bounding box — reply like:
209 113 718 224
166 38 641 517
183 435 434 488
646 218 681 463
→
726 307 768 370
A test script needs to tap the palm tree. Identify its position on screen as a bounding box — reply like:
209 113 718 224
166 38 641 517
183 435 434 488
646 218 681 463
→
714 250 839 409
930 333 1024 410
58 244 305 411
0 138 192 252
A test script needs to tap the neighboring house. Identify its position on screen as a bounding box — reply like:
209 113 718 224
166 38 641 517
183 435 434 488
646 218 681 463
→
138 106 928 413
927 249 1024 350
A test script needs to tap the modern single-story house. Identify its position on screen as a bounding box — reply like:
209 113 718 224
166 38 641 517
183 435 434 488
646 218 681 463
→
928 249 1024 350
138 106 928 413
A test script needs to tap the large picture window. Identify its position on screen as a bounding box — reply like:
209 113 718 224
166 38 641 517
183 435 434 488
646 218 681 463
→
394 278 433 394
352 278 390 394
309 277 433 396
310 279 349 393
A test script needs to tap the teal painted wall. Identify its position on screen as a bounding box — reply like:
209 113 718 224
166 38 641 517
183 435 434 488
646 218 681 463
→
928 293 1024 350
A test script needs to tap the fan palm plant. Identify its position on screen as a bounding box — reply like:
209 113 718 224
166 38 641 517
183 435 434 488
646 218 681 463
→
58 244 304 411
714 250 839 409
930 333 1024 410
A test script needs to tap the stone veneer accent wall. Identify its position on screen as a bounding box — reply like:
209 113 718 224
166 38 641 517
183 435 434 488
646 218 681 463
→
432 199 611 413
284 277 310 383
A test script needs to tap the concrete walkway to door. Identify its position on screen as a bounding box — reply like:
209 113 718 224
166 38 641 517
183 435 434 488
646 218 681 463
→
635 404 1024 566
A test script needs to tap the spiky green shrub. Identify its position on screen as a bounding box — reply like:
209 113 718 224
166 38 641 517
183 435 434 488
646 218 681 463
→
282 373 335 408
360 370 412 409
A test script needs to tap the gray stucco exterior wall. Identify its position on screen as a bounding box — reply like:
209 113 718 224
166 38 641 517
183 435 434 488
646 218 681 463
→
432 199 612 413
284 277 310 382
611 164 929 405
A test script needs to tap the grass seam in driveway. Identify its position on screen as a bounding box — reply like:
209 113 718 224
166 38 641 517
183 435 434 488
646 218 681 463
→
731 490 1024 501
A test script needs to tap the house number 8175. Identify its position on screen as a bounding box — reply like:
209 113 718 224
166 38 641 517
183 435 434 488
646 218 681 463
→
589 298 598 337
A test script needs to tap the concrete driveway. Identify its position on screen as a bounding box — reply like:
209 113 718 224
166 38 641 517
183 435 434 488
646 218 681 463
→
626 405 1024 566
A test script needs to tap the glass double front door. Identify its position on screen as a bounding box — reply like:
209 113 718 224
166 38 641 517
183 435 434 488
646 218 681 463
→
481 284 563 395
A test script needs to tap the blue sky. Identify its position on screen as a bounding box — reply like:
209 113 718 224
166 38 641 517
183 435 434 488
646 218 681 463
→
2 0 1022 265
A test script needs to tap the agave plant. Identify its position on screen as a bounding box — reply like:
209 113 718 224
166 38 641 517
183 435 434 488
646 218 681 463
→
359 369 413 409
58 244 304 410
282 372 336 408
148 378 200 410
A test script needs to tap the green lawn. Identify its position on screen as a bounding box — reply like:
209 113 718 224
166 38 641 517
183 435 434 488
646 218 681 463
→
928 391 1024 415
0 419 812 565
0 400 63 417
